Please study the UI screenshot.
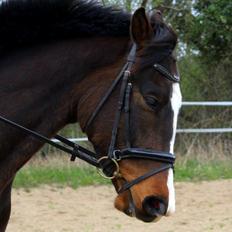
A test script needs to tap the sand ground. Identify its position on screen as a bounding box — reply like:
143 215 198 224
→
7 180 232 232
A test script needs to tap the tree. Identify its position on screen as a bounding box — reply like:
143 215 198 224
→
189 0 232 64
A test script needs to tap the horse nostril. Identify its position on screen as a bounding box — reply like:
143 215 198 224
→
142 196 167 217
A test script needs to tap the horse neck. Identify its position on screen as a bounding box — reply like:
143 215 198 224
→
0 37 130 141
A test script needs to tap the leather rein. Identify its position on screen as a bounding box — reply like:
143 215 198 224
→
0 43 179 194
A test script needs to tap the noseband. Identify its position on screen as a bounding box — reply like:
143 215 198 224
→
0 43 179 194
84 44 180 194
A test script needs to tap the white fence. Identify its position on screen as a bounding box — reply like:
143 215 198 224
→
178 101 232 133
176 128 232 133
182 101 232 106
52 101 232 143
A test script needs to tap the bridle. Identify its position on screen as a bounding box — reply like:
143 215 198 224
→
83 43 179 194
0 43 179 194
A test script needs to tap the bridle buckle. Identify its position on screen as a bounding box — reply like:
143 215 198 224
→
112 150 122 161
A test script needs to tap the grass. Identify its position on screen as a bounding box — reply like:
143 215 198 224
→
175 160 232 182
13 156 232 189
14 166 109 189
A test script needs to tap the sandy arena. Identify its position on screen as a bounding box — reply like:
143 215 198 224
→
7 180 232 232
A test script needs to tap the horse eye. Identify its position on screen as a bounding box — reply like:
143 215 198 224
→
144 96 159 110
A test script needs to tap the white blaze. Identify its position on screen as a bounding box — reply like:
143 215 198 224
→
166 82 182 216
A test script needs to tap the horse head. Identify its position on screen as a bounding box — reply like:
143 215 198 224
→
80 8 182 222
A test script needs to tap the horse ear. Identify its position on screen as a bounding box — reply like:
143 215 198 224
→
131 7 153 46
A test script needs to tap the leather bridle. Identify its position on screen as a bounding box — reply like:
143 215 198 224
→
0 43 179 194
83 43 179 194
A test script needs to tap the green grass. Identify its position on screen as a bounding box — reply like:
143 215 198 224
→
13 159 232 189
14 166 109 189
175 160 232 182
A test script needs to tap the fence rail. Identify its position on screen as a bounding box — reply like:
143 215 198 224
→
182 101 232 106
52 101 232 142
176 128 232 133
179 101 232 133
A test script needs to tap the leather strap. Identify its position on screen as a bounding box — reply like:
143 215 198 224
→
83 62 129 132
117 164 172 194
108 71 131 157
113 148 175 164
154 64 179 82
124 83 132 148
0 115 100 167
84 44 137 132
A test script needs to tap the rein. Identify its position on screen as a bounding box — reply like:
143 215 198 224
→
0 43 179 194
0 115 100 167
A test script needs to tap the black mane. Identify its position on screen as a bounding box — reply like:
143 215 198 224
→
0 0 130 48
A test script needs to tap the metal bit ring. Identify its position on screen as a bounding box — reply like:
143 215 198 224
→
97 156 120 180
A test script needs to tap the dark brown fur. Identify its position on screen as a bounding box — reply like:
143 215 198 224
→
0 1 178 230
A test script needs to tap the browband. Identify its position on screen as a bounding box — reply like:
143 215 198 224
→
154 63 180 83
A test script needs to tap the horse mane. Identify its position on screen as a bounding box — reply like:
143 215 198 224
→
0 0 130 48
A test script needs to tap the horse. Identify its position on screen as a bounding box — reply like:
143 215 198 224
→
0 0 182 230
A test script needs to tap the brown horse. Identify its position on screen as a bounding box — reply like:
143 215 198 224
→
0 0 182 230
